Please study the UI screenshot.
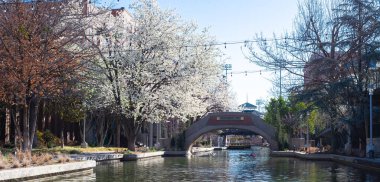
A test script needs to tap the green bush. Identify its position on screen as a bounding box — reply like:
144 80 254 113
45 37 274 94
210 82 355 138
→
36 131 46 149
43 130 60 148
68 149 81 154
3 143 14 149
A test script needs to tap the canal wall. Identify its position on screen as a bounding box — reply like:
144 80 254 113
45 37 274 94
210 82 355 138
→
0 160 96 181
163 151 187 156
69 150 189 162
122 151 194 160
0 149 210 181
122 151 165 161
271 151 380 171
69 148 215 162
70 153 124 162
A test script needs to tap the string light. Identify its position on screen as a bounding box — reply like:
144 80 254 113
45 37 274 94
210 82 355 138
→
223 69 286 83
89 37 289 53
0 1 298 58
228 69 270 76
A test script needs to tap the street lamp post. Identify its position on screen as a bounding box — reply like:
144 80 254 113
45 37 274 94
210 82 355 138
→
306 120 309 147
224 64 232 82
368 85 374 158
367 59 377 158
306 112 310 153
81 114 88 148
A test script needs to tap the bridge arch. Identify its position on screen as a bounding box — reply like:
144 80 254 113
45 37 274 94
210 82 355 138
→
185 112 278 153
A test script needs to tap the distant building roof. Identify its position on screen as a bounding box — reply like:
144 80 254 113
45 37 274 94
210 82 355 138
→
238 102 257 110
237 102 264 118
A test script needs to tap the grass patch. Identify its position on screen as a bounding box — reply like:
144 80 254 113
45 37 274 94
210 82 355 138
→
33 146 129 154
2 146 130 156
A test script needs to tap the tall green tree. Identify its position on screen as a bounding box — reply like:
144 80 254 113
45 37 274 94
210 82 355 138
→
264 97 290 149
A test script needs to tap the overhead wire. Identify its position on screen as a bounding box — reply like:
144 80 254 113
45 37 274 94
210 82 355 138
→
90 37 290 53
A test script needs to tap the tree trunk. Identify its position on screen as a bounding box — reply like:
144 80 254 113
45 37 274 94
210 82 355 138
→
41 100 46 131
122 118 138 151
22 104 30 152
106 134 113 146
61 120 65 148
97 113 110 147
79 122 83 142
344 124 352 155
4 107 10 144
127 133 137 151
12 107 22 151
54 113 59 135
116 119 121 147
95 112 104 147
29 98 40 150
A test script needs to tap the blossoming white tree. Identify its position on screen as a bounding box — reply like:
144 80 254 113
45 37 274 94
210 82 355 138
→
87 0 233 150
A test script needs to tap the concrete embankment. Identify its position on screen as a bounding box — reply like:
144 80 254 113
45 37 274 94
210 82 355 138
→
0 160 96 182
122 151 165 161
91 148 215 161
0 149 206 181
122 151 192 160
271 151 380 171
163 151 187 157
70 152 124 162
0 153 125 181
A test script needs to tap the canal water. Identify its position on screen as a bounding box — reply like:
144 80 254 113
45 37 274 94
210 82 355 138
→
48 149 380 182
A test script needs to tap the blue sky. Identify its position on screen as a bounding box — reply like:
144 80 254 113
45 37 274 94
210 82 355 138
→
115 0 299 105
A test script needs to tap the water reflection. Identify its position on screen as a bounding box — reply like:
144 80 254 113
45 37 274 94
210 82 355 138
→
50 150 380 182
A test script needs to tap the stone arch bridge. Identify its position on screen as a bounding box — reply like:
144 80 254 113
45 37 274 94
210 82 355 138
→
185 112 278 153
